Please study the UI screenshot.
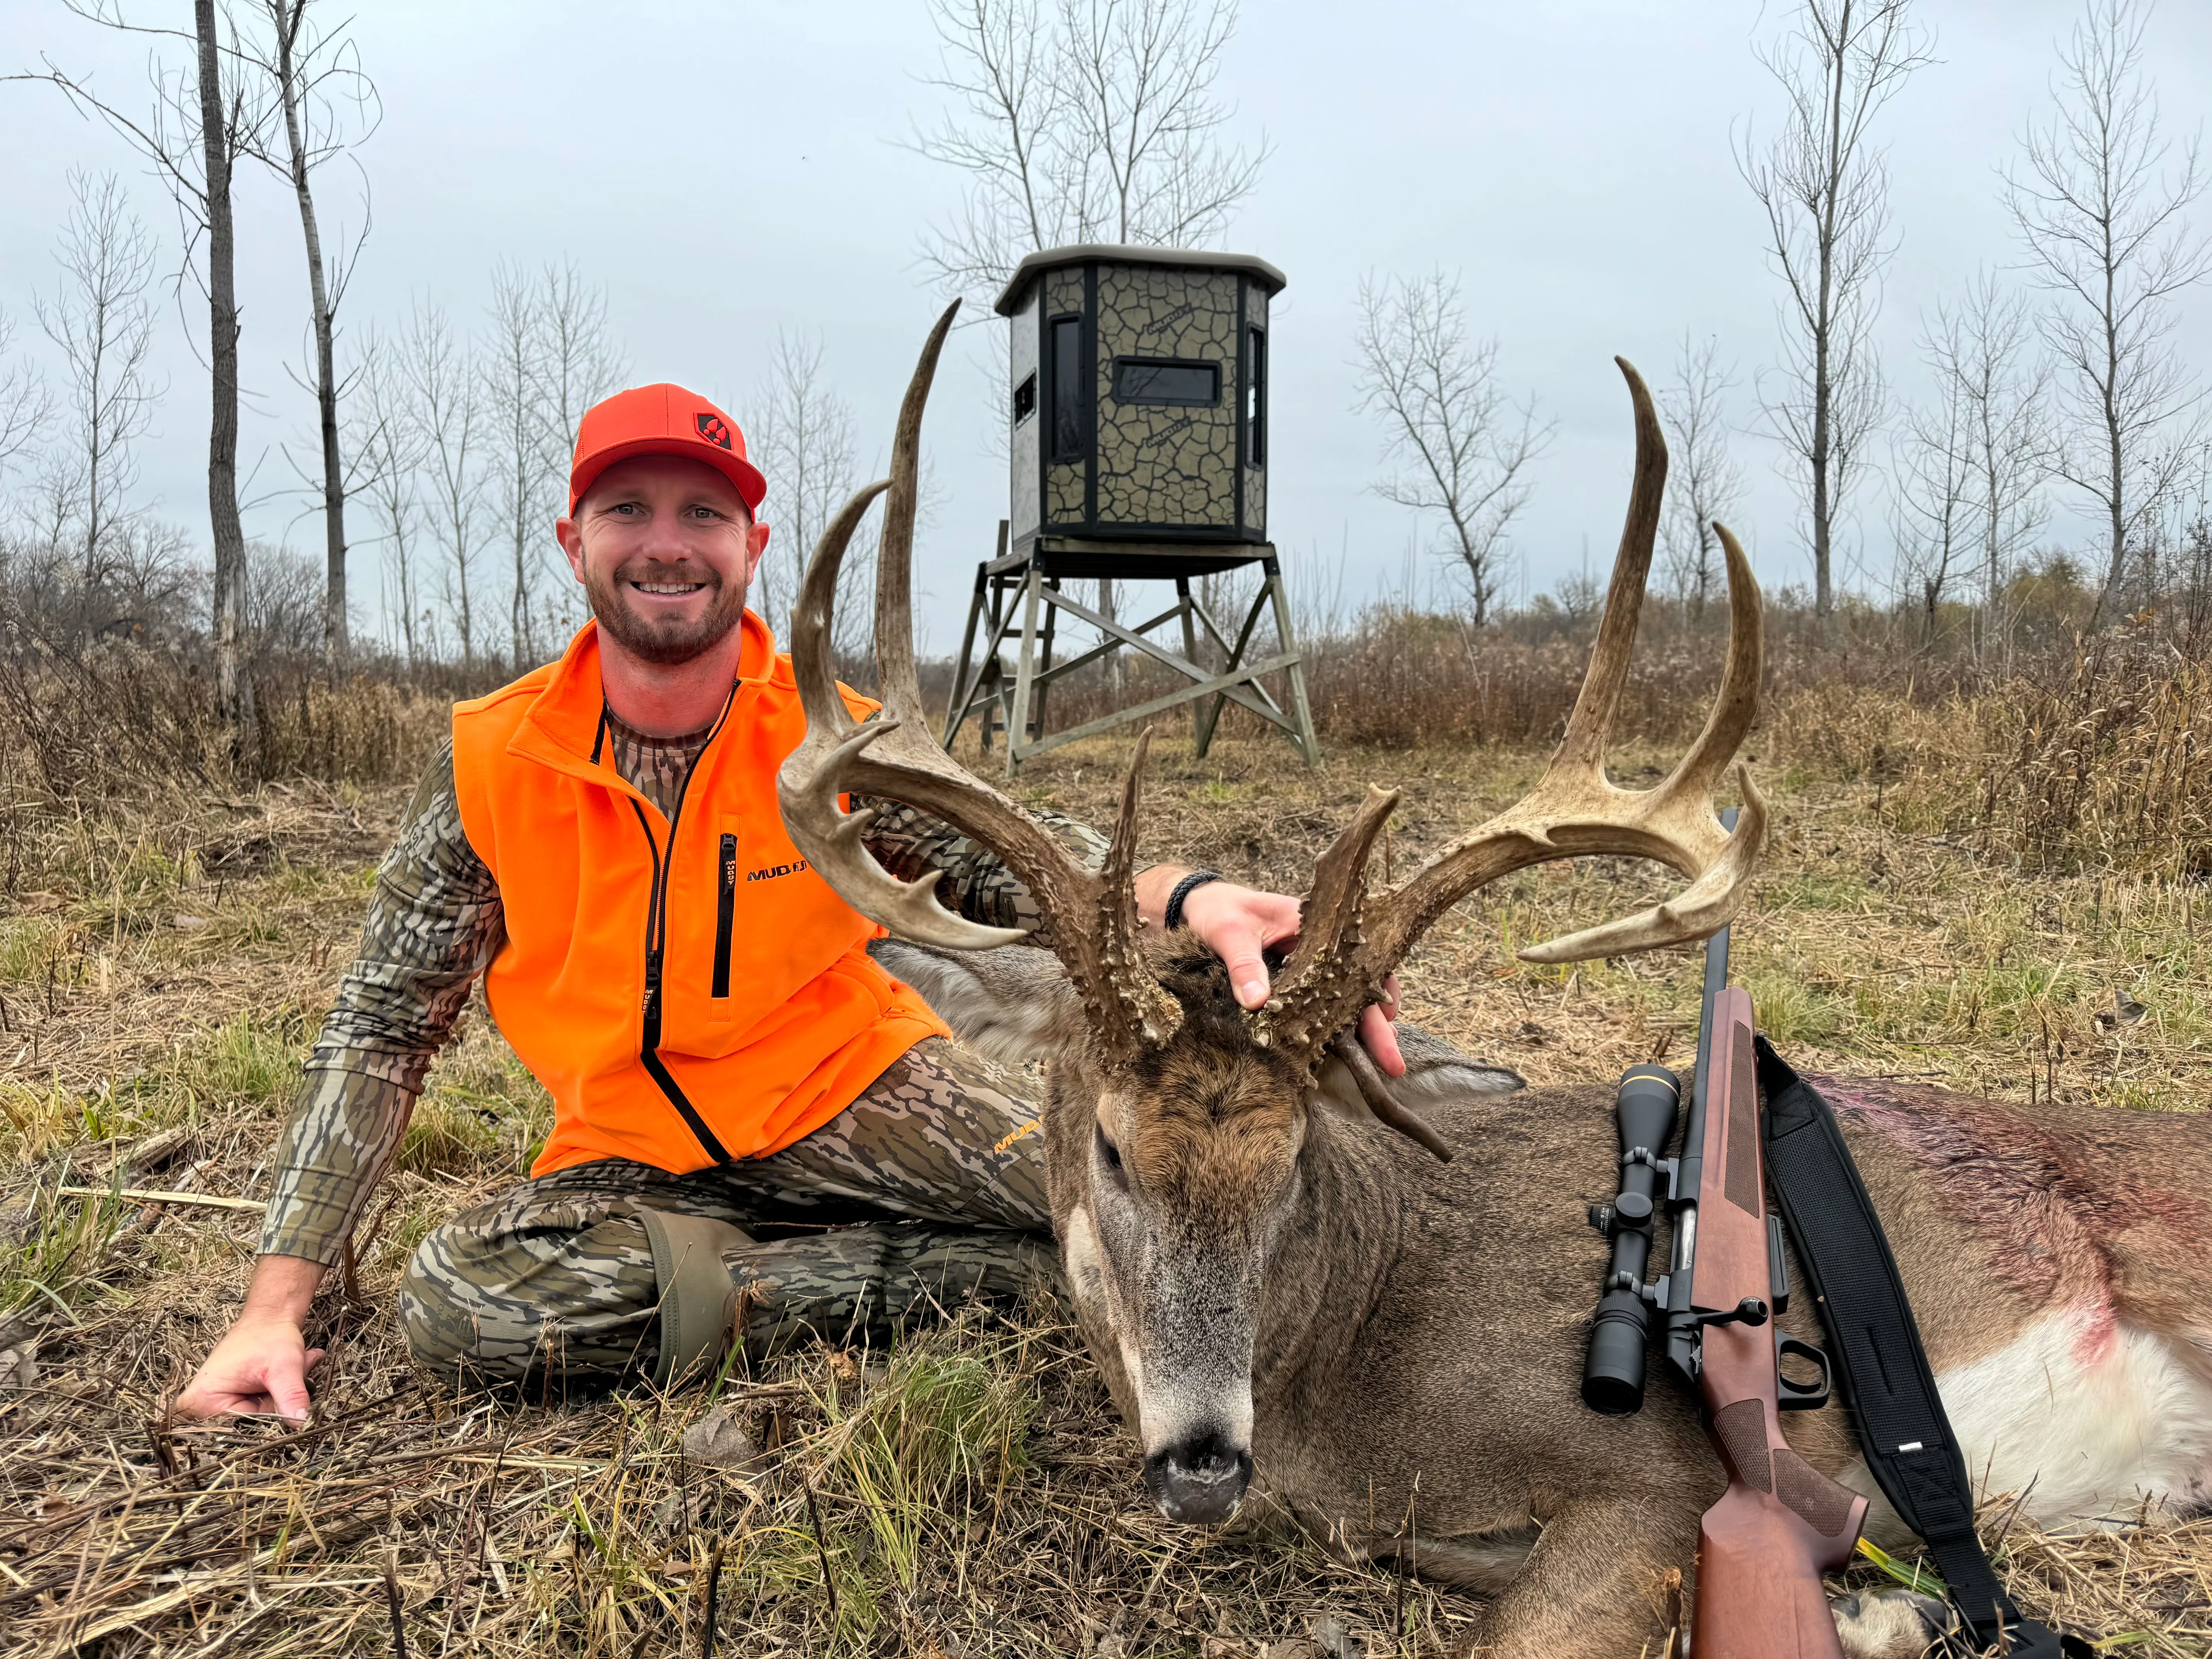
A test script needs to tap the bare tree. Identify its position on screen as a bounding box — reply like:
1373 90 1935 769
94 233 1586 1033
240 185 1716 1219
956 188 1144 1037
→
34 170 158 588
748 331 860 649
479 261 625 663
1925 273 2052 649
2006 0 2211 627
194 0 257 749
24 0 270 757
1889 351 1975 640
531 261 624 644
405 301 484 671
348 325 425 667
1655 333 1748 620
1740 0 1932 621
0 307 52 490
913 0 1267 307
249 0 379 671
484 261 546 668
914 0 1267 678
1353 271 1552 627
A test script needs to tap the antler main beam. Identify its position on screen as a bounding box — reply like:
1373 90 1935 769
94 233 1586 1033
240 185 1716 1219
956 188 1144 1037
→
1265 357 1768 1064
777 301 1183 1062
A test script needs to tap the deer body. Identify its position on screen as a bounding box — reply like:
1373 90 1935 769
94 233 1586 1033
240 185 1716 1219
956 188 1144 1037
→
780 309 2205 1657
885 936 2212 1658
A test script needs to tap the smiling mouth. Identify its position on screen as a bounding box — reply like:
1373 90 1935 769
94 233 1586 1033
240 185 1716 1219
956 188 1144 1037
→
630 579 709 597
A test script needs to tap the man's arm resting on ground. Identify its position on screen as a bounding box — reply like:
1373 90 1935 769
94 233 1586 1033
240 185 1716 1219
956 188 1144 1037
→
174 1254 328 1419
179 741 504 1419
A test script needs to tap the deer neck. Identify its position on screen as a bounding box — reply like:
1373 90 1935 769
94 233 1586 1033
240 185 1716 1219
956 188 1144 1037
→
1252 1108 1410 1399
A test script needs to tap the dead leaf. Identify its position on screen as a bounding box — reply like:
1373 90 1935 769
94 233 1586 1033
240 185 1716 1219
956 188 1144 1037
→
682 1405 770 1476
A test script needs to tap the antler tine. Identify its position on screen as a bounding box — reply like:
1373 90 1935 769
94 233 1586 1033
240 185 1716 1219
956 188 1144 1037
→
777 307 1182 1061
788 480 891 747
1267 784 1401 1058
1090 728 1183 1045
874 299 960 729
1264 356 1766 1070
1650 521 1761 808
1551 356 1669 783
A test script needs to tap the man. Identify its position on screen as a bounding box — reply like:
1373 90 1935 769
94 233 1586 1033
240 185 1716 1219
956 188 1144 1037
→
178 383 1401 1418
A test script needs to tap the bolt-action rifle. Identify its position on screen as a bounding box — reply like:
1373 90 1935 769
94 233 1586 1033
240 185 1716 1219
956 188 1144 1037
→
1582 856 1869 1655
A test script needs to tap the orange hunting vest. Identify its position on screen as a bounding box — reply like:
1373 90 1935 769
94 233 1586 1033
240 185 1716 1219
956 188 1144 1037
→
450 614 948 1178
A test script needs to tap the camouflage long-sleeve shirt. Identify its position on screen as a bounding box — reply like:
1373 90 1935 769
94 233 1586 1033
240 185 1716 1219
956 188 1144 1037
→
259 715 1106 1266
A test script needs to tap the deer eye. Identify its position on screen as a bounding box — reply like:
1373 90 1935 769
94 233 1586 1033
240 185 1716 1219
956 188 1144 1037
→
1094 1123 1128 1189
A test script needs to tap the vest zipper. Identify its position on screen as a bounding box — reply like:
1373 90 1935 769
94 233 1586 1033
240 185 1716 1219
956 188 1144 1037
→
712 832 737 998
622 694 739 1164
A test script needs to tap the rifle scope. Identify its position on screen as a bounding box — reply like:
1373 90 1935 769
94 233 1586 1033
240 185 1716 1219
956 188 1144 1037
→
1580 1064 1681 1415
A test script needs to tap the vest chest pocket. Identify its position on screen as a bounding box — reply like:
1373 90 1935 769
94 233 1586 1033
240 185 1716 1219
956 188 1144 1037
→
711 831 737 999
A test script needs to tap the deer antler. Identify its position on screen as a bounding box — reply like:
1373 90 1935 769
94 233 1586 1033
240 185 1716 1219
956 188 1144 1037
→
1263 357 1768 1065
777 301 1183 1063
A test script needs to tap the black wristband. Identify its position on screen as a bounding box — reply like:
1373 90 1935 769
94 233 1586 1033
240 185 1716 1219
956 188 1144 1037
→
1163 870 1223 931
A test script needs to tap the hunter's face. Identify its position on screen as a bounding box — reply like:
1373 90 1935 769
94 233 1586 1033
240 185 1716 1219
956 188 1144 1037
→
558 455 769 666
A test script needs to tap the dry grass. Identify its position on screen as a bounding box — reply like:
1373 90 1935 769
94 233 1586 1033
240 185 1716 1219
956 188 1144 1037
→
5 689 2212 1655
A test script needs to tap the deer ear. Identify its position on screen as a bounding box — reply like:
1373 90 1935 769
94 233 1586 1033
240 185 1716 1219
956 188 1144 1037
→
1307 1025 1525 1130
868 938 1087 1069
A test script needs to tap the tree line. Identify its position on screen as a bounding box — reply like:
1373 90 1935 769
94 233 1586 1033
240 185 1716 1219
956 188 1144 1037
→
5 0 2209 783
0 0 892 767
917 0 2212 655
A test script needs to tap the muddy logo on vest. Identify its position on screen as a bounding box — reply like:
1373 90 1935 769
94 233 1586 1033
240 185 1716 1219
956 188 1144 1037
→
747 857 811 883
696 413 733 450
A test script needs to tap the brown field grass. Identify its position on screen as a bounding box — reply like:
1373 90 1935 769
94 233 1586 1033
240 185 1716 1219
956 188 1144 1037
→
5 658 2212 1656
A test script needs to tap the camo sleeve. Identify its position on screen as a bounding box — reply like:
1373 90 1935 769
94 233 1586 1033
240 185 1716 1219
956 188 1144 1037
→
258 741 505 1265
854 798 1108 945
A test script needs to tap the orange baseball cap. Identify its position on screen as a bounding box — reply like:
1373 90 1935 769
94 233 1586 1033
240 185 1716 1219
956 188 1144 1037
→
567 383 768 516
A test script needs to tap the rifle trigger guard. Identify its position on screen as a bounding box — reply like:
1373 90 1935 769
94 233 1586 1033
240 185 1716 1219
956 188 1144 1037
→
1774 1332 1834 1412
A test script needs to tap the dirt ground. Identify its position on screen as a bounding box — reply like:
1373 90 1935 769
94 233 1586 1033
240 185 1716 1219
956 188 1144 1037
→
4 723 2210 1657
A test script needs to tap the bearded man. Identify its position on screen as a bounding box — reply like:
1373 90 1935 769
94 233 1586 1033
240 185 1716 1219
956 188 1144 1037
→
177 383 1403 1417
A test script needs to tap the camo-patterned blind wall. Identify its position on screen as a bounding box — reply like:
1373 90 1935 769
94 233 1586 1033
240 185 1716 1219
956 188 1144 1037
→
1008 285 1042 542
1094 264 1241 531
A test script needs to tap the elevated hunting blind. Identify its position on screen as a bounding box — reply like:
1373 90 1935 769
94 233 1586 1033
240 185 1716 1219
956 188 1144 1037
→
943 244 1319 769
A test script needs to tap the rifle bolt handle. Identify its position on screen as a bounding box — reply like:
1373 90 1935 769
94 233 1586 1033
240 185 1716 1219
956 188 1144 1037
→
1693 1297 1771 1331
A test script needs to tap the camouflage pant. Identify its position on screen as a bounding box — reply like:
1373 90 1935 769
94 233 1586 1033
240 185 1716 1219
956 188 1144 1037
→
397 1038 1054 1395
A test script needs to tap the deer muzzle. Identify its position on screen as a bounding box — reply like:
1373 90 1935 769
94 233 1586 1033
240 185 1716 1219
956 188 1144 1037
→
1143 1427 1254 1526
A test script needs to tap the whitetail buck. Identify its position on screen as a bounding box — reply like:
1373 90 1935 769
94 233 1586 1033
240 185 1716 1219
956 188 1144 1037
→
779 306 2212 1659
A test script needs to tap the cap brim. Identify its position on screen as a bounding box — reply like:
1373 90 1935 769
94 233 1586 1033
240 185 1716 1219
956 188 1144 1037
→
569 438 768 516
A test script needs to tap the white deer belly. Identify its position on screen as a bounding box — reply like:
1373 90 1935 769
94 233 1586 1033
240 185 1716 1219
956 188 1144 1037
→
1930 1306 2212 1525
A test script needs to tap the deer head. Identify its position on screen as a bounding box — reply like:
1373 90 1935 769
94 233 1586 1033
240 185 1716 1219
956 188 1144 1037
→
780 303 1766 1526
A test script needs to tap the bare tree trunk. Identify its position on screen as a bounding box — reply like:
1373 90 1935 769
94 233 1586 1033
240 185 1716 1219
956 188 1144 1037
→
197 0 254 763
36 172 156 603
1741 0 1928 626
270 2 347 673
1352 272 1551 627
2006 0 2210 632
1656 332 1747 621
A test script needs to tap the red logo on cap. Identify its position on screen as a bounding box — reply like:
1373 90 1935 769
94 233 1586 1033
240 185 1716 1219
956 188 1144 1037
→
696 413 732 450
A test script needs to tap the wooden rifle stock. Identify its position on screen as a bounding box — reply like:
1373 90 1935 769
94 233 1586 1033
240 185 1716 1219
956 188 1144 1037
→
1690 989 1868 1658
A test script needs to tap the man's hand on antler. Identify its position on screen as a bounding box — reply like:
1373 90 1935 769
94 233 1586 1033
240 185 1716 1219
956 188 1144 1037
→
1134 865 1407 1077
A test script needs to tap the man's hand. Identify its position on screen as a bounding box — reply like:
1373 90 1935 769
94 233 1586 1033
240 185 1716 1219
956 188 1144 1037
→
175 1254 328 1422
1133 866 1406 1078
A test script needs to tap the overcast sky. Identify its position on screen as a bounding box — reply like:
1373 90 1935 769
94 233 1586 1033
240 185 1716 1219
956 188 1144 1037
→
4 0 2210 655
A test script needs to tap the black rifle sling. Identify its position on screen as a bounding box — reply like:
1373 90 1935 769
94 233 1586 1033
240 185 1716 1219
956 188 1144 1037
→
1755 1038 2090 1659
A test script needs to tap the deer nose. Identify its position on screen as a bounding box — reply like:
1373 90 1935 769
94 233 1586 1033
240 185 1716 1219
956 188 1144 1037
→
1143 1430 1253 1525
